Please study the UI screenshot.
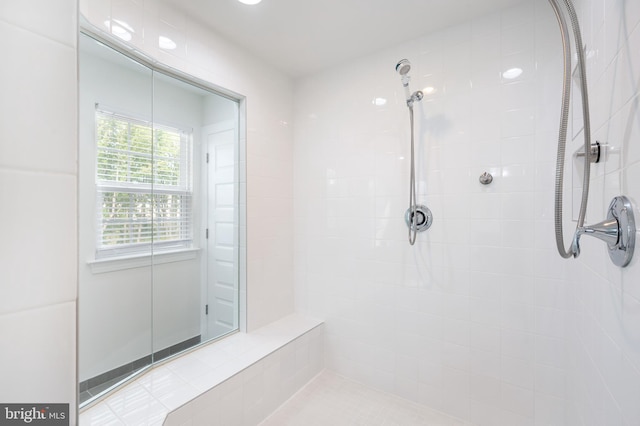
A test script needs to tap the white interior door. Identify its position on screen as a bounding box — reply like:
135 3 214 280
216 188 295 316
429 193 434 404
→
204 124 238 338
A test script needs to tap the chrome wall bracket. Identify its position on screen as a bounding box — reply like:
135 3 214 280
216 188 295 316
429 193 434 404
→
574 141 601 163
405 205 433 233
571 196 636 267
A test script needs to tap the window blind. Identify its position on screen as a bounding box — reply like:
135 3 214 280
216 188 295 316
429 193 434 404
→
95 109 193 258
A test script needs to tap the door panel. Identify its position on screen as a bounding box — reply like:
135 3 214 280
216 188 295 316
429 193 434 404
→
205 127 238 338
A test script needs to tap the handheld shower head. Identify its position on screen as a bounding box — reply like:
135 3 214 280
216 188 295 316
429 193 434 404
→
395 59 422 107
396 59 411 76
396 59 411 87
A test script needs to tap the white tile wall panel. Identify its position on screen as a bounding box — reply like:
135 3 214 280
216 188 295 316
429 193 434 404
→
0 21 77 174
0 302 76 402
0 1 77 423
0 0 76 46
0 170 76 314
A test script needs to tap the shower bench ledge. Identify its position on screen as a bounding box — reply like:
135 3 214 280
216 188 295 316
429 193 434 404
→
79 313 325 425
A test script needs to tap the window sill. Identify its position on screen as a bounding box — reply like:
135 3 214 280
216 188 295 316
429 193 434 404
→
87 248 200 274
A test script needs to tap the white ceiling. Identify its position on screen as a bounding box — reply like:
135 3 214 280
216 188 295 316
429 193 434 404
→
163 0 525 78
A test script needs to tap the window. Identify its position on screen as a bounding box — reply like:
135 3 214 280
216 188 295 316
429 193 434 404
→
95 109 192 258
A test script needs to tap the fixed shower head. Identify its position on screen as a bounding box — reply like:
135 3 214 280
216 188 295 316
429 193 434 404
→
396 59 411 76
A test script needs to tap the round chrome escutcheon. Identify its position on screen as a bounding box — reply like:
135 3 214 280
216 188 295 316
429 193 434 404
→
405 205 433 232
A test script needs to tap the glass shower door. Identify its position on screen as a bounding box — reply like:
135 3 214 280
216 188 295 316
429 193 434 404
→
78 33 154 404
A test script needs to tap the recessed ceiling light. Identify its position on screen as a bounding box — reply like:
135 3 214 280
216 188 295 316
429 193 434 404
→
502 67 523 79
238 0 262 4
159 36 177 50
423 86 436 95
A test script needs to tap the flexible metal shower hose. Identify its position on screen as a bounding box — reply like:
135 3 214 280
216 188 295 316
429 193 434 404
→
408 105 418 245
549 0 592 258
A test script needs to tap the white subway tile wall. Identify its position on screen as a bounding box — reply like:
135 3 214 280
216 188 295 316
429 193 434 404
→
567 1 640 425
293 0 640 425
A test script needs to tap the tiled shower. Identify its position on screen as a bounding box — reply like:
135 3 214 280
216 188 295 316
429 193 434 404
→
294 0 640 423
2 0 640 425
294 2 568 423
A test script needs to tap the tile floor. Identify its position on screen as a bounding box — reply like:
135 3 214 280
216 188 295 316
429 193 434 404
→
259 371 473 426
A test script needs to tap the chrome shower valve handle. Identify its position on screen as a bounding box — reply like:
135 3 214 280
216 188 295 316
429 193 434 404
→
571 196 635 267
